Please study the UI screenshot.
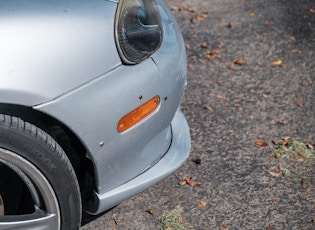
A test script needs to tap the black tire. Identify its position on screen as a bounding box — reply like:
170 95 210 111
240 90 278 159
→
0 114 81 230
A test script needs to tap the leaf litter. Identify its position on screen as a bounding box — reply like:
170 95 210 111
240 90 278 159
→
269 137 315 180
159 205 191 230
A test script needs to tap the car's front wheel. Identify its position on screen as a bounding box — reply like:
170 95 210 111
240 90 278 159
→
0 115 81 230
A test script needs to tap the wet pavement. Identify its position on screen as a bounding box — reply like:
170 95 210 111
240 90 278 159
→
81 0 315 229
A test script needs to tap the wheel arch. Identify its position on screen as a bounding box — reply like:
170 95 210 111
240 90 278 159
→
0 103 96 205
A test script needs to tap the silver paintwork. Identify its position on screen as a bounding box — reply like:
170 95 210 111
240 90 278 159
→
0 0 120 106
85 110 191 214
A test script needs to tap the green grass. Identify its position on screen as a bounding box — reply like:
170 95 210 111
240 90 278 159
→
159 205 191 230
272 137 315 161
272 137 315 178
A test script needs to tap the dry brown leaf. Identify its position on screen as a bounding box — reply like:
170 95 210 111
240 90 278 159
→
309 8 315 13
289 36 296 41
233 103 241 107
296 102 303 108
272 60 282 66
301 178 306 187
113 216 120 225
256 61 263 67
227 22 235 29
183 177 202 187
227 65 238 71
249 12 255 17
233 59 246 65
265 21 274 26
197 201 207 208
255 141 268 147
306 143 314 150
145 208 154 216
216 95 228 100
268 171 283 177
272 140 279 145
290 49 302 54
185 42 191 49
282 136 290 146
179 180 187 186
205 49 223 60
200 42 208 49
203 105 214 112
196 13 208 21
183 7 196 13
191 157 202 165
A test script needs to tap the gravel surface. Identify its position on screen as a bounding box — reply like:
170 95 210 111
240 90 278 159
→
82 0 315 229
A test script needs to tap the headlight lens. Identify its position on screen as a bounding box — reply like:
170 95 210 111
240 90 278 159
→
115 0 163 64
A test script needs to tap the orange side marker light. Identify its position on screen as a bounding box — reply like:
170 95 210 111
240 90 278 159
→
117 96 160 133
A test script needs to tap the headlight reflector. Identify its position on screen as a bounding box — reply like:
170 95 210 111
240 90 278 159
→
115 0 163 64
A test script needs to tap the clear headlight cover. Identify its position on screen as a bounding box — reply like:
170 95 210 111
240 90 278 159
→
115 0 163 64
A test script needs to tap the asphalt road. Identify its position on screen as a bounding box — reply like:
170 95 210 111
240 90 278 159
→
82 0 315 229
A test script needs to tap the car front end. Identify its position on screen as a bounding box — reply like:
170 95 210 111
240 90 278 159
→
0 0 190 228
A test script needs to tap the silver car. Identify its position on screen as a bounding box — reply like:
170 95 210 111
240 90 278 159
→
0 0 190 229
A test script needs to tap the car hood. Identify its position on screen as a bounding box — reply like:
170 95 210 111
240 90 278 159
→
0 0 121 106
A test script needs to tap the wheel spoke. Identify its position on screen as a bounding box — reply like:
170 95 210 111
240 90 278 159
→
0 208 59 230
0 195 3 216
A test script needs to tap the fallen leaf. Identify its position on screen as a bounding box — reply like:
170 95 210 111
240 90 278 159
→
203 105 214 112
289 36 295 41
227 65 238 71
183 7 196 13
113 216 120 225
179 180 187 186
200 42 208 49
191 157 202 165
185 42 191 49
227 22 235 29
306 143 314 150
183 177 202 187
216 95 228 100
196 12 208 21
290 49 302 54
272 140 279 145
145 208 154 216
255 141 268 147
301 178 306 187
233 59 246 65
272 60 282 66
197 201 207 208
309 8 315 13
282 136 290 146
205 49 223 60
256 61 263 67
249 12 255 17
268 171 283 177
296 102 303 108
265 21 274 26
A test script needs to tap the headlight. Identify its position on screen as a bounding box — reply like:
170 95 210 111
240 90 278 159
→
115 0 163 64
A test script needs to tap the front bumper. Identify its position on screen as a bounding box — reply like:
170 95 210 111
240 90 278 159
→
84 109 190 214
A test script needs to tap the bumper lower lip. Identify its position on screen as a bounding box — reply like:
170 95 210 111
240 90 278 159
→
84 109 191 215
